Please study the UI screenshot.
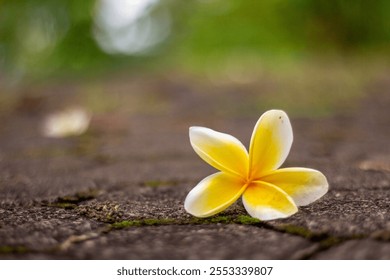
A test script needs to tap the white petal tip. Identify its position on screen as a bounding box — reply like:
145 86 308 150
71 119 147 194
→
184 197 213 218
296 171 329 206
247 207 298 221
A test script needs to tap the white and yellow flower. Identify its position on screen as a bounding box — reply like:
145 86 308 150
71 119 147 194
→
185 109 328 221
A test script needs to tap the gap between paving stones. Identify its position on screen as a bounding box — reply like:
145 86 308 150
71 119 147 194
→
31 172 390 260
1 75 389 260
3 190 390 259
5 203 379 259
2 213 387 260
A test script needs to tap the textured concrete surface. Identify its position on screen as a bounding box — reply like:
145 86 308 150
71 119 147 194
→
0 75 389 259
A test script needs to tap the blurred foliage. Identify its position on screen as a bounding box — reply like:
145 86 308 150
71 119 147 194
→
0 0 389 83
175 0 390 68
0 0 113 81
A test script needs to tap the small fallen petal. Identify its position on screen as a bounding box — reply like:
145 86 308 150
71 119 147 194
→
42 107 91 138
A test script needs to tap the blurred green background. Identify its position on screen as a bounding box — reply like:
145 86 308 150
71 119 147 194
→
1 0 390 116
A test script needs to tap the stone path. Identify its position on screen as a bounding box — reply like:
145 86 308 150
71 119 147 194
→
0 76 389 259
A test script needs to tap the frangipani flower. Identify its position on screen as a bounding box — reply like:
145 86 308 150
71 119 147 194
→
184 110 328 221
42 107 91 138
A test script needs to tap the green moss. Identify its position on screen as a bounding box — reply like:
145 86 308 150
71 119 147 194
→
185 216 231 225
186 215 261 225
0 246 29 254
111 220 142 229
183 215 262 225
235 215 260 225
111 218 175 229
187 217 204 224
143 219 175 226
48 202 77 209
209 216 231 223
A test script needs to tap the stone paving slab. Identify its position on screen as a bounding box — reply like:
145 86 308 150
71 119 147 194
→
0 205 103 253
0 76 389 259
312 239 390 260
55 225 314 260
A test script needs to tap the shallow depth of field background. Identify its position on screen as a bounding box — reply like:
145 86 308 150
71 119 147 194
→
1 0 390 117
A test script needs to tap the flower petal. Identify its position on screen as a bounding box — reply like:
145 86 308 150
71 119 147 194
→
242 181 298 220
42 107 91 138
249 110 293 178
260 167 328 206
184 172 246 217
189 126 249 178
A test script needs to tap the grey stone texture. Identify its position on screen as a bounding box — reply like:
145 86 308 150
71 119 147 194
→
0 76 389 259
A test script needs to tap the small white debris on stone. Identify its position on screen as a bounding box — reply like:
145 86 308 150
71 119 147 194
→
42 107 91 138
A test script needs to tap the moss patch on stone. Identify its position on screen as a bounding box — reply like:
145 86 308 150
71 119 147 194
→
110 215 262 230
0 245 29 254
111 218 175 229
47 202 78 209
187 215 261 225
235 215 261 225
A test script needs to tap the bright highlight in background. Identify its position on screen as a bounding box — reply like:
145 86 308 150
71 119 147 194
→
93 0 171 55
